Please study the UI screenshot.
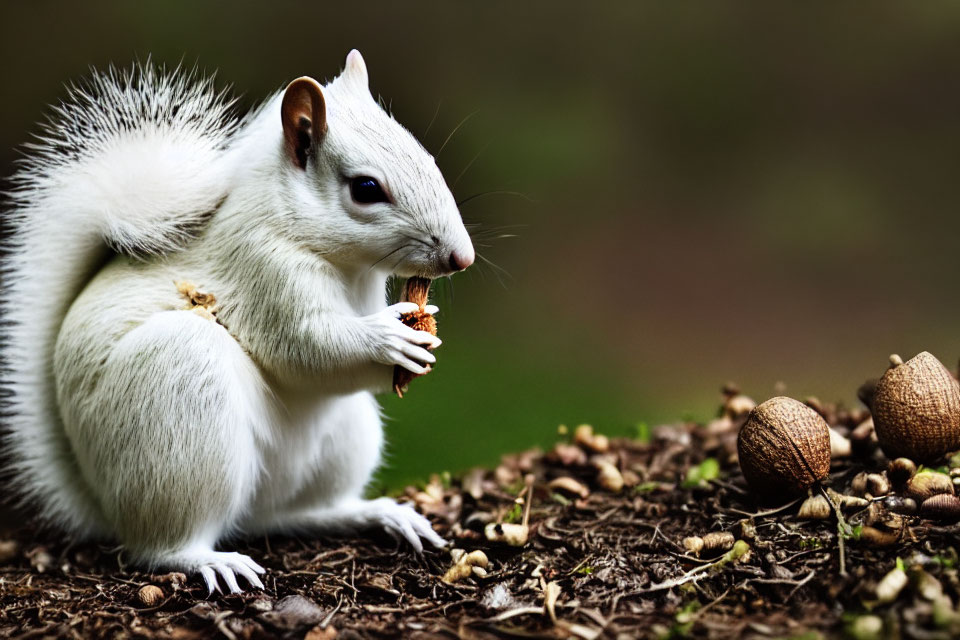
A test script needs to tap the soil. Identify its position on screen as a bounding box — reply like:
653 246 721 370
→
3 390 960 639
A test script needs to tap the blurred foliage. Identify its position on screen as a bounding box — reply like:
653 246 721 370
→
2 2 960 489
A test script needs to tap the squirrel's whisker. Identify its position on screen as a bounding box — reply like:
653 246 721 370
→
422 98 442 137
436 109 479 157
457 190 535 207
452 143 489 188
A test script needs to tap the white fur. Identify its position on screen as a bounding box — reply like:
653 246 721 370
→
2 51 470 593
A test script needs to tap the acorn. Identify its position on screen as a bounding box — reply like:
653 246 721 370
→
919 494 960 523
871 352 960 462
737 397 831 497
392 277 437 398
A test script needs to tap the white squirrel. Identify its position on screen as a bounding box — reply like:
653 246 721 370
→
1 50 475 594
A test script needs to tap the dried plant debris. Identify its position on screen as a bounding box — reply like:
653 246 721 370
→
175 280 219 322
6 393 960 638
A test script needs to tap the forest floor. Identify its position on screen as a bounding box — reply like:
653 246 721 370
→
3 389 960 639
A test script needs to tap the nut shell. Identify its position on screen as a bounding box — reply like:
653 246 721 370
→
737 397 831 496
919 494 960 523
872 352 960 462
392 277 437 398
137 585 164 607
905 471 954 501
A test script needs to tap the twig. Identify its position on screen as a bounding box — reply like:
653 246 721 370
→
488 606 547 622
747 570 815 590
319 595 342 628
726 498 801 519
820 486 848 577
521 474 534 528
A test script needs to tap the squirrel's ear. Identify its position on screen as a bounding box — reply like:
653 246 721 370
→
343 49 370 92
281 77 327 170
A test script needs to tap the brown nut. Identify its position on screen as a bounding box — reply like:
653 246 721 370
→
919 494 960 523
905 471 954 501
737 397 831 496
866 473 890 497
701 532 735 555
392 277 437 398
850 472 869 496
871 352 960 462
887 457 917 487
137 585 164 607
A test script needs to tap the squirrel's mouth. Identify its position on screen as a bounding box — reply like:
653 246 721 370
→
390 238 474 279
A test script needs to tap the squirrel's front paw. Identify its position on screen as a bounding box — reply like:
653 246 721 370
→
367 497 447 552
366 303 441 374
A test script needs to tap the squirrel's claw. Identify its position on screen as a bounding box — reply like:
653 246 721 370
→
367 497 447 553
175 550 266 596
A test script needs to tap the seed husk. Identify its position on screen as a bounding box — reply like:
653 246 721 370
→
798 494 831 520
484 522 529 547
701 532 735 555
547 477 590 498
574 424 609 453
829 427 852 458
724 394 756 419
595 460 624 492
683 536 704 556
866 473 890 497
905 471 954 501
737 397 831 497
871 352 960 462
919 493 960 523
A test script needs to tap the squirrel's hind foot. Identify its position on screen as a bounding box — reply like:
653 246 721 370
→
162 549 266 595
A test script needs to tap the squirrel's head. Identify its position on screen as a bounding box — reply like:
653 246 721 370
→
278 50 474 278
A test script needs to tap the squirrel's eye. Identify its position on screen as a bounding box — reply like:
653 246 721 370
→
349 176 389 204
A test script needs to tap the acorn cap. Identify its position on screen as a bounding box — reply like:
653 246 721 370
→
871 352 960 462
737 396 831 497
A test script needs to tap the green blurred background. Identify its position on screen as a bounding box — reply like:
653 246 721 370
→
2 2 959 490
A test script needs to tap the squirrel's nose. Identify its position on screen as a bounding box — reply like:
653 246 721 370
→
449 248 475 272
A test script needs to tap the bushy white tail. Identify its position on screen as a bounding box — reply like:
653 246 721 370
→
1 63 239 534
